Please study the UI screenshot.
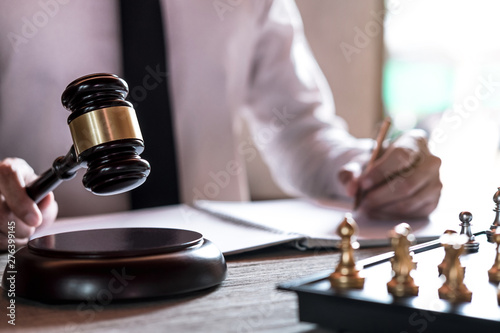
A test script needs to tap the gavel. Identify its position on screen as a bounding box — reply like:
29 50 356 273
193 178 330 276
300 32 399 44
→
26 73 151 203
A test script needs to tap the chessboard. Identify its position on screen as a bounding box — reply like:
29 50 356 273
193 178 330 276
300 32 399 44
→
279 230 500 333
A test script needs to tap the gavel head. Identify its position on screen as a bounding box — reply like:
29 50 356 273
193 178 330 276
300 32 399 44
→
61 73 150 195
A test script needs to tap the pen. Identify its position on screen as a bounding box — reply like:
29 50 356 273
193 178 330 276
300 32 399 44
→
353 117 392 210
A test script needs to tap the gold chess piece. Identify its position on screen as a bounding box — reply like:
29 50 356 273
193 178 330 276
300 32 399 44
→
387 223 419 297
497 284 500 305
438 233 472 303
488 228 500 283
437 230 461 276
329 213 365 289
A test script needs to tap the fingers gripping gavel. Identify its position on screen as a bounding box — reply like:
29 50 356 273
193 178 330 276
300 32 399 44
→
25 73 151 203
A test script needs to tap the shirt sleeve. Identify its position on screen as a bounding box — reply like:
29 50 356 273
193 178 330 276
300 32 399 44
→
244 0 374 200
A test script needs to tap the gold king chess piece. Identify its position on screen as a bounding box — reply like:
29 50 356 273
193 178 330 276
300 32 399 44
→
387 223 419 297
329 213 365 289
438 232 472 303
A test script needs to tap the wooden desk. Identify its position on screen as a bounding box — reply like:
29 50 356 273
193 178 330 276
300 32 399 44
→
0 245 387 333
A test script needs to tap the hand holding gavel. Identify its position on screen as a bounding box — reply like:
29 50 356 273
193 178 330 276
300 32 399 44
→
0 73 150 249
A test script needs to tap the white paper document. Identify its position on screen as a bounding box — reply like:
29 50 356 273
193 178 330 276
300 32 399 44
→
194 199 454 249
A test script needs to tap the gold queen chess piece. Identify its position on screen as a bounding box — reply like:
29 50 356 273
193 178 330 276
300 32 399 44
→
386 223 419 297
329 213 365 289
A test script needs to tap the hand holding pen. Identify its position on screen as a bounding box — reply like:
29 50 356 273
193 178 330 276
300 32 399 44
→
340 117 443 220
353 117 392 210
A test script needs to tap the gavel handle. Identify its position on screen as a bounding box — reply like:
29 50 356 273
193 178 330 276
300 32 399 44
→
25 147 82 203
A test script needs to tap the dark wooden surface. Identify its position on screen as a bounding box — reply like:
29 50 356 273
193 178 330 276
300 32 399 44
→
0 243 388 333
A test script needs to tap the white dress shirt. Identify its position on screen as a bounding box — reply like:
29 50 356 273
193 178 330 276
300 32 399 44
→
0 0 371 217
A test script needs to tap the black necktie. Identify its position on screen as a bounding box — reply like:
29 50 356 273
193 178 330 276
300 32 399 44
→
120 0 180 208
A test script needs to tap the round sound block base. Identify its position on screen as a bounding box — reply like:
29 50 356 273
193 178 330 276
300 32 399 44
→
2 228 227 303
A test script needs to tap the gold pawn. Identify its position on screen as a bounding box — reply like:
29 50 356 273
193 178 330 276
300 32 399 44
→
329 213 365 289
387 223 419 297
488 229 500 283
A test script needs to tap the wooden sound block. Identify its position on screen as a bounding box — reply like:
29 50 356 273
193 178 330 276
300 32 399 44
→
2 228 227 303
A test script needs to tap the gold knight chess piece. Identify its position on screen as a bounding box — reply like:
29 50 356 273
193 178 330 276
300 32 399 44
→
387 223 419 297
329 213 365 289
438 233 472 303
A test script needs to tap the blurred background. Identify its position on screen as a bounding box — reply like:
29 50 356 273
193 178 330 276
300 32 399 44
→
248 0 500 217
